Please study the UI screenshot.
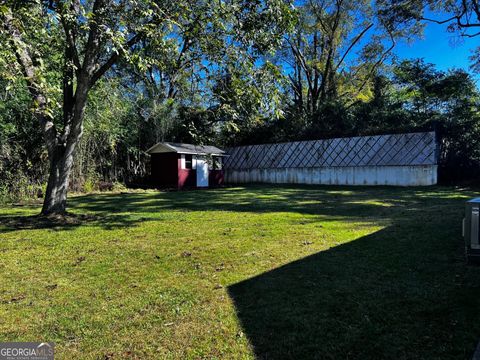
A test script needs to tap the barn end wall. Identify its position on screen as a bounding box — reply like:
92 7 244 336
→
225 165 437 186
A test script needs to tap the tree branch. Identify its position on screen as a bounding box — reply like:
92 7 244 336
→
89 32 143 87
2 8 58 153
59 18 81 71
335 23 374 71
344 32 396 107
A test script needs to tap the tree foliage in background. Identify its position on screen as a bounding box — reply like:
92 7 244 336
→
280 0 394 116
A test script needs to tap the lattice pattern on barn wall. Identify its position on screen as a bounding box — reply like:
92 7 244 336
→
223 132 437 170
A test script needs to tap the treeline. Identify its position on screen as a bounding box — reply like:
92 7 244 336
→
246 60 480 183
1 0 479 204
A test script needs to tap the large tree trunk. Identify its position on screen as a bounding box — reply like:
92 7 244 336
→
41 36 78 216
41 148 75 215
42 80 88 215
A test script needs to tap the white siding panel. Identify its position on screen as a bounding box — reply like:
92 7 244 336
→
224 165 438 186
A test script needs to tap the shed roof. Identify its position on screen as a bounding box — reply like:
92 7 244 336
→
147 142 225 156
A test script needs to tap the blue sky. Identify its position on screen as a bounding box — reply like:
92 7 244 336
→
394 19 479 80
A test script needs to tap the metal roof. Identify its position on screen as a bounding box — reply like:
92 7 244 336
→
224 131 437 170
147 142 225 156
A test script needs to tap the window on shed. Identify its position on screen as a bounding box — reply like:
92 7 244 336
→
185 154 193 169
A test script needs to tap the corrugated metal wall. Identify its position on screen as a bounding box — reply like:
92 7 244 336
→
223 132 438 186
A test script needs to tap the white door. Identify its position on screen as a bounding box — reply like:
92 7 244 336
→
196 156 209 187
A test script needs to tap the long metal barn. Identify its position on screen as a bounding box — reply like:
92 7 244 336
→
223 132 438 186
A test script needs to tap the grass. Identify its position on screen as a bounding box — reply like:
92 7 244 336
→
0 185 480 359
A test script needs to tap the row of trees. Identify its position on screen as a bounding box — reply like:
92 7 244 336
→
0 0 479 214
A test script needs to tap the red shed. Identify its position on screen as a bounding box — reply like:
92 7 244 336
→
147 142 226 189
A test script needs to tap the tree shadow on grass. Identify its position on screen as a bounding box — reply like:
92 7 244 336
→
227 211 480 359
69 185 471 219
0 213 99 232
0 185 475 233
0 212 158 233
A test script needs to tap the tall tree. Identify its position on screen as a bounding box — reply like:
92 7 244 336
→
1 0 173 214
120 0 295 145
124 0 229 142
280 0 397 118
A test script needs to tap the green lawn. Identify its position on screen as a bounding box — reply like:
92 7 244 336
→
1 185 480 359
